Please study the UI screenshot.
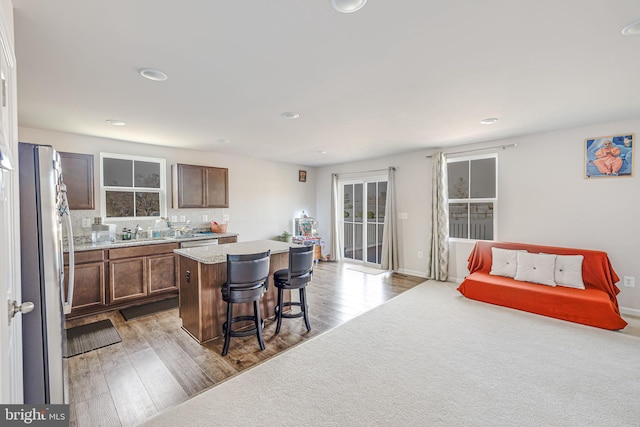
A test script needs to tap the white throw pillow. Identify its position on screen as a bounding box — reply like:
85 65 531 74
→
553 254 585 289
514 252 557 286
489 247 523 278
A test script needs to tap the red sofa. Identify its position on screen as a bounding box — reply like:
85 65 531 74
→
457 241 627 330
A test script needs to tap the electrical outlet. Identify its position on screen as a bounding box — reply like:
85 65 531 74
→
202 214 208 222
82 218 91 228
623 276 635 287
179 215 186 222
170 215 178 222
223 214 229 222
417 250 424 259
398 212 408 220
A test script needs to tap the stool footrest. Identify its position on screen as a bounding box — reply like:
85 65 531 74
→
223 316 264 337
275 302 305 319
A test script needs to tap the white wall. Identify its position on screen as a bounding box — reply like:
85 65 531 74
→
18 127 317 242
317 117 640 313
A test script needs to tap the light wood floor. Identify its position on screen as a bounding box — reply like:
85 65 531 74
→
65 261 425 427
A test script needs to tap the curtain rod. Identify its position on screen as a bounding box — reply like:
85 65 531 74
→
334 167 396 176
425 143 517 158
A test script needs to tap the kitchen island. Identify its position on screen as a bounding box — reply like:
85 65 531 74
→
175 240 303 343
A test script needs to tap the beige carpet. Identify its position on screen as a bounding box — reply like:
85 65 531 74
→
140 281 640 426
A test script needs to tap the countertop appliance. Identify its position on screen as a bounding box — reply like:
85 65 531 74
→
180 238 219 248
18 142 75 404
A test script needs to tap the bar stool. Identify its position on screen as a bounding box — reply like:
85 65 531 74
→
221 250 271 356
273 245 314 334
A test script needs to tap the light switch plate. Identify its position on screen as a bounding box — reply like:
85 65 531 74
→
223 214 229 222
202 215 208 222
82 218 91 228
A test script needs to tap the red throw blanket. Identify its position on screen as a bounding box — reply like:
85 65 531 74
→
458 241 626 330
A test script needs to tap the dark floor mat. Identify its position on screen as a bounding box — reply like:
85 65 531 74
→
65 319 121 357
119 297 179 321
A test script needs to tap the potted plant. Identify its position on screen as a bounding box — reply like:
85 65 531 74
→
280 230 292 243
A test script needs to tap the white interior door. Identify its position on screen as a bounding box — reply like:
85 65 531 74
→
0 5 22 404
0 167 22 404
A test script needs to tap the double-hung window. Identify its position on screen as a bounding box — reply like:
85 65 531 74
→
447 154 497 240
100 153 167 219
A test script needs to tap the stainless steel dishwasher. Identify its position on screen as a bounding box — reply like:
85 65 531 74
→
179 238 219 248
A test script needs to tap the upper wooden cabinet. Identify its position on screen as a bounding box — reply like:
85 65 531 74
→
172 163 229 208
59 152 95 210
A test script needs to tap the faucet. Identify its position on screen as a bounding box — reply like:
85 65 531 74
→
134 224 143 239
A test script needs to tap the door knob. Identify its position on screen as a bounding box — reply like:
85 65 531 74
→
8 300 35 324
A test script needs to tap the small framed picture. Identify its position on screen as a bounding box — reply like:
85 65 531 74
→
298 170 307 182
584 134 634 178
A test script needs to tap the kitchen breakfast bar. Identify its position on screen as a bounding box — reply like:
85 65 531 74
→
175 240 302 343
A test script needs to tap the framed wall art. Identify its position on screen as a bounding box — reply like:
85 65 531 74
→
298 170 307 182
584 134 634 178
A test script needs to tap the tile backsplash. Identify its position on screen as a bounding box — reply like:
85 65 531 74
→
69 208 229 241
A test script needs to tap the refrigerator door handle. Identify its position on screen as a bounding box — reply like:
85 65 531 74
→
60 187 74 314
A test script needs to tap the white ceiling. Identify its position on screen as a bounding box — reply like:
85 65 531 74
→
11 0 640 167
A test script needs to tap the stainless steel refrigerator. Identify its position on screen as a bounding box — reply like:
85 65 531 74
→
18 142 75 404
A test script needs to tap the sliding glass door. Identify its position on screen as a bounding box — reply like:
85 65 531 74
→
341 176 387 265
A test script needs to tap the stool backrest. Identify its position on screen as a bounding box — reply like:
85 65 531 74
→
288 245 314 286
226 250 271 290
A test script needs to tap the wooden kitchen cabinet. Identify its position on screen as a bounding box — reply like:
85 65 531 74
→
64 249 106 313
109 257 147 303
172 163 229 208
65 242 179 319
108 243 179 303
148 253 178 293
217 236 237 244
59 152 95 210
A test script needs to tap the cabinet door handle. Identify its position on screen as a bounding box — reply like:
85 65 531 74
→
186 270 191 283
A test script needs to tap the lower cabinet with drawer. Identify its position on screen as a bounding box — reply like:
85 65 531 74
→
65 242 179 319
108 243 179 304
64 249 106 315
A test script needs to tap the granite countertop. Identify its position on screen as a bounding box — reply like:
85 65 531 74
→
71 232 239 252
174 239 304 264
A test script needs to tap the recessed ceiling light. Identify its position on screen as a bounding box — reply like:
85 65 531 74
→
281 112 300 119
331 0 367 13
106 119 126 126
317 150 327 154
480 118 499 125
621 19 640 35
139 68 168 81
218 139 231 144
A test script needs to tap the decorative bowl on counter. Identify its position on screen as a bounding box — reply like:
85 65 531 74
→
210 222 227 233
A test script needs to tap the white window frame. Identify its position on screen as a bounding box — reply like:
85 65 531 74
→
447 153 498 242
99 152 167 220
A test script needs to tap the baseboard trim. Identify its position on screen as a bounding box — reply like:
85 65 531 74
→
396 268 427 278
394 269 466 283
620 306 640 317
